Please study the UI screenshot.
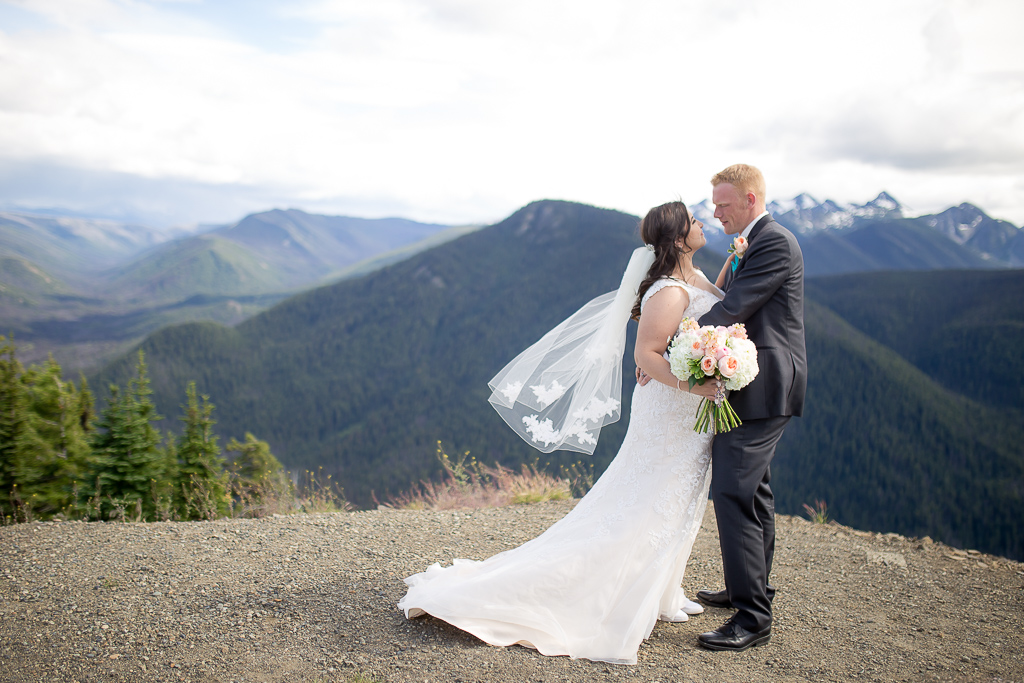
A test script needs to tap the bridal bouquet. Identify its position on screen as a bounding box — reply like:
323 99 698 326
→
667 319 758 433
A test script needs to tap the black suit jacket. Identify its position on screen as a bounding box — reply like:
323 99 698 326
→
699 214 807 420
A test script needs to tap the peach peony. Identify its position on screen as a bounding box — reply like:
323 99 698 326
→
719 355 740 378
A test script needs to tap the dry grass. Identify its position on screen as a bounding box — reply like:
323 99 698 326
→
803 499 830 524
384 442 593 511
229 467 352 518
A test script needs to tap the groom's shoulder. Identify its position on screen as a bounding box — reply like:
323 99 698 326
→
764 218 800 245
760 219 804 264
766 216 794 235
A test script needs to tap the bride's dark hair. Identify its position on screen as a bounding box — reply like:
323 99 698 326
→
630 201 694 321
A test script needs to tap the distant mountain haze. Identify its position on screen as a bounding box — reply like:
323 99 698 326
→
88 199 1024 560
103 236 294 301
0 209 473 369
0 208 465 301
105 209 465 303
0 211 178 290
0 255 74 299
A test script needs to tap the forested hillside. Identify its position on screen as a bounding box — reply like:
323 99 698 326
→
93 201 657 502
89 200 1024 559
806 270 1024 410
773 301 1024 556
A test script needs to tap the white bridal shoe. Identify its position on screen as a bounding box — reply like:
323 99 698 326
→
662 609 689 622
661 590 704 622
681 595 704 615
679 589 704 615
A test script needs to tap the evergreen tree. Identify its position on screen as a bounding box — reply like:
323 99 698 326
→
0 336 32 520
226 432 291 513
150 431 178 522
17 357 93 516
176 381 227 520
86 350 164 520
226 432 285 484
76 375 96 436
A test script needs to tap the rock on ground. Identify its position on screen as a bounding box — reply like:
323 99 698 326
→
1 501 1022 683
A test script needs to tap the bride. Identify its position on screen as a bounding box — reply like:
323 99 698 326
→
398 201 725 665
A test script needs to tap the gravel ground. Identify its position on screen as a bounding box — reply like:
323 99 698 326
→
1 500 1022 683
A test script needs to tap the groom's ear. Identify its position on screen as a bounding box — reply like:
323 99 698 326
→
745 192 756 207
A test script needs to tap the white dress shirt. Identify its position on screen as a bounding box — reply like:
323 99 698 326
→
740 210 770 241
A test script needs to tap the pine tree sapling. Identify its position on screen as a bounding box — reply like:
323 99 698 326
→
226 433 292 516
227 432 285 484
86 350 165 520
176 381 228 520
0 335 29 519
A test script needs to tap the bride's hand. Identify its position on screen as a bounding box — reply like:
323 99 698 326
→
715 255 733 289
689 379 721 399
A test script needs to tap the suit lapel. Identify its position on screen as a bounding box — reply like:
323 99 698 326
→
746 213 774 244
730 214 774 282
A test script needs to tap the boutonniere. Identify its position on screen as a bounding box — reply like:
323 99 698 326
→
728 236 748 272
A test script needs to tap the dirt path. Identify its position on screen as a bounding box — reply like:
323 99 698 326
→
2 501 1022 682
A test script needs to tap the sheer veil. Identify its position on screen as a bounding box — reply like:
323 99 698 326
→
487 246 656 454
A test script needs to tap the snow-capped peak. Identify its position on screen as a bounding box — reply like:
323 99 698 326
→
688 199 722 232
690 191 914 238
866 192 901 211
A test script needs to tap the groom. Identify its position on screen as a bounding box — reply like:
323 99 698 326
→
695 164 807 651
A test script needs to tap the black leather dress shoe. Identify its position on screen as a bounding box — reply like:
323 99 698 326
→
696 589 732 608
697 620 771 652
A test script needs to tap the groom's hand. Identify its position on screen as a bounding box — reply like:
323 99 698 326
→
635 366 652 386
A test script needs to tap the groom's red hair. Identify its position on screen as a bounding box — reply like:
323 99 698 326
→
711 164 766 204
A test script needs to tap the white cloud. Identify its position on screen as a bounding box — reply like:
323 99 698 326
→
0 0 1022 226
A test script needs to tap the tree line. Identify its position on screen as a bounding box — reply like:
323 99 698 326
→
0 335 335 524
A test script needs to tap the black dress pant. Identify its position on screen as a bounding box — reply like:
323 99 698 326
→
710 415 790 632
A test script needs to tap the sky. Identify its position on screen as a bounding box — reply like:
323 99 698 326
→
1 0 1022 228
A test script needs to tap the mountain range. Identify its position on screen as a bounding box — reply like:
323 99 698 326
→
5 192 1019 305
89 200 1024 560
1 208 470 302
4 194 1020 373
105 210 475 303
1 209 474 370
691 192 1023 274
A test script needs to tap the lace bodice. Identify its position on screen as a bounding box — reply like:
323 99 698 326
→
641 276 723 329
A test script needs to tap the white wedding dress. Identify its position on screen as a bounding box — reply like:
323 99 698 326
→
398 278 721 665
